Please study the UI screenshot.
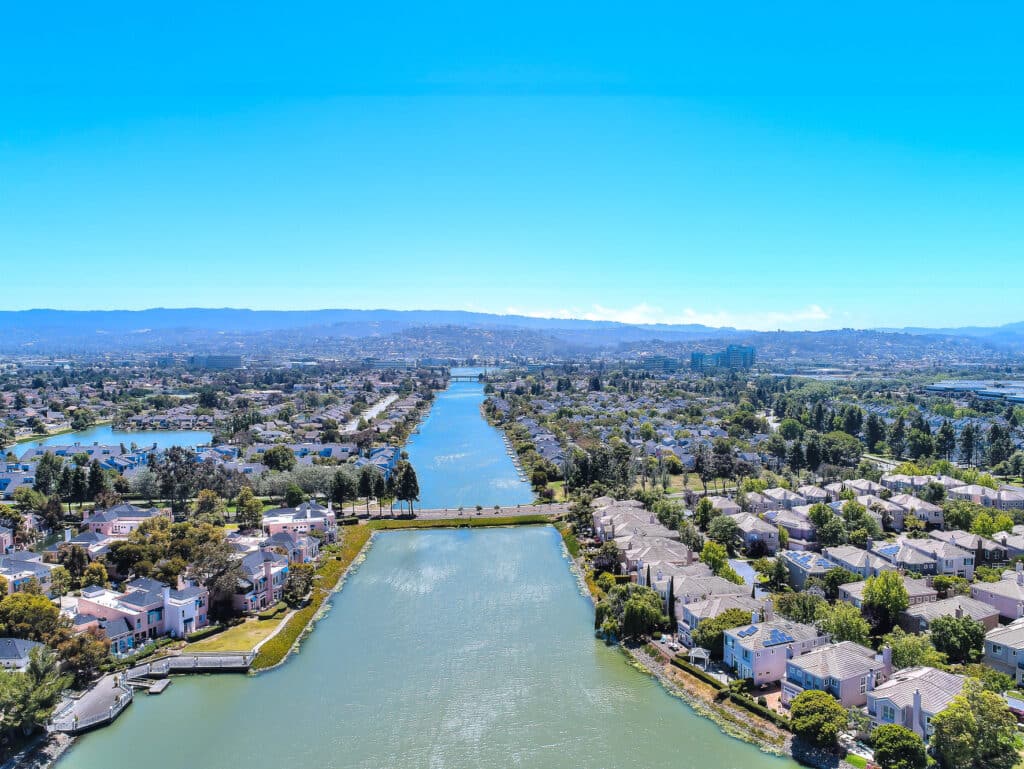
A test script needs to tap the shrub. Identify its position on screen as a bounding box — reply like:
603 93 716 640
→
185 625 224 643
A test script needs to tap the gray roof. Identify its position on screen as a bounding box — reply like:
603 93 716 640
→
787 641 884 679
0 637 42 661
902 596 998 625
869 667 964 713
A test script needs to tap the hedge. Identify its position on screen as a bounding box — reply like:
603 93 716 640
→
100 637 176 672
257 601 288 620
725 692 791 730
670 657 727 690
185 624 224 643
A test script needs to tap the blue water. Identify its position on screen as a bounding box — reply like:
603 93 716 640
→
17 425 212 455
404 367 533 509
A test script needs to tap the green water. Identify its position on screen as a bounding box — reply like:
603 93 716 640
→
58 527 796 769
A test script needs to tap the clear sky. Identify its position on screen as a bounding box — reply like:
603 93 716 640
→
2 3 1021 330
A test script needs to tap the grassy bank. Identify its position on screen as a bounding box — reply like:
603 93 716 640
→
252 525 373 670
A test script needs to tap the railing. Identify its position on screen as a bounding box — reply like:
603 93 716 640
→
49 685 133 734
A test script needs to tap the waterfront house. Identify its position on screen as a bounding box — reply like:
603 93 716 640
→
677 594 764 647
866 667 965 739
781 642 892 708
235 549 289 613
262 500 337 541
77 577 210 651
723 615 828 687
840 576 937 610
822 545 895 579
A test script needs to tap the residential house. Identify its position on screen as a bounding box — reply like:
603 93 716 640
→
796 485 829 505
971 565 1024 620
677 594 763 647
889 495 944 529
235 549 289 613
840 576 937 610
983 619 1024 685
261 501 337 541
763 488 806 510
781 642 892 708
723 615 828 686
929 529 1007 566
866 667 965 739
0 638 44 671
765 508 816 551
822 545 895 579
83 503 171 537
729 513 779 555
779 550 837 590
0 552 55 596
707 496 741 516
900 596 1000 633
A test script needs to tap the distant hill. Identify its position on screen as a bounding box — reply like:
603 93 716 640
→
0 307 1021 358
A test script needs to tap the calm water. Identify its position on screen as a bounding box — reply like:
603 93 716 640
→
404 368 533 509
17 425 212 454
58 527 797 769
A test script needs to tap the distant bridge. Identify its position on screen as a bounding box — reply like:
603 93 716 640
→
449 374 484 382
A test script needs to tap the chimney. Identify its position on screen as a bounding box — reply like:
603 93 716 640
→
162 585 171 606
763 599 774 622
1017 570 1023 587
881 645 893 674
865 536 873 552
63 527 71 543
751 610 759 625
1017 561 1023 575
955 605 964 619
912 689 923 736
263 556 275 603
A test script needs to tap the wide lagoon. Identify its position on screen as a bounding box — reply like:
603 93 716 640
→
58 527 797 769
404 368 533 509
17 425 212 454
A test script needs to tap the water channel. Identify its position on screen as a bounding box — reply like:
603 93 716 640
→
17 425 212 454
56 375 796 769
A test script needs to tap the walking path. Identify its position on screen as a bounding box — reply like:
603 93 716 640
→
382 502 570 520
49 675 133 734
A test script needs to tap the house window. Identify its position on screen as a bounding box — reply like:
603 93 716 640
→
992 644 1003 655
882 704 896 723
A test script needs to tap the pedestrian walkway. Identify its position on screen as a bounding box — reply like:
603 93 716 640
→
49 674 133 734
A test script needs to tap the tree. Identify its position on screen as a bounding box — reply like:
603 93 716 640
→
931 679 1017 769
929 615 984 664
880 627 947 669
621 595 666 639
775 592 826 624
0 646 69 735
284 483 305 508
943 500 982 531
395 462 420 515
49 565 71 598
0 593 67 645
872 724 927 769
707 515 742 554
820 567 860 600
693 497 715 530
692 608 752 659
283 562 315 607
862 571 909 632
935 421 956 461
82 561 109 588
864 414 886 453
33 452 63 496
888 418 906 459
187 530 244 621
789 689 847 748
157 446 199 512
959 423 978 467
86 458 108 502
814 602 871 645
193 489 227 524
700 540 730 573
235 487 264 532
57 627 109 687
131 467 161 505
816 516 847 547
262 445 297 472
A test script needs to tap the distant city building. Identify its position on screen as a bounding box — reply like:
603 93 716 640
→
638 355 679 373
691 345 756 372
189 354 243 370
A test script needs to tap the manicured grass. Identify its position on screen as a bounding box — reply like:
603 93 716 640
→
189 615 287 653
845 754 867 769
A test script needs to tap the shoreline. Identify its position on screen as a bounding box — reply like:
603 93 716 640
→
11 421 115 447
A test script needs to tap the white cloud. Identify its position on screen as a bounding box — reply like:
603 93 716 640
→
503 303 830 331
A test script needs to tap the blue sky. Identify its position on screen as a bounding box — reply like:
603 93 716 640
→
2 3 1022 330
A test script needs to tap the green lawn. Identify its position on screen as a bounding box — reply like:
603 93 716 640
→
188 615 287 653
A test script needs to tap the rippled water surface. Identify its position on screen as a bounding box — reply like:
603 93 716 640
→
404 368 533 509
59 527 796 769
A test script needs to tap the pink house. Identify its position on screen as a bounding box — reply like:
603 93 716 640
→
261 501 336 541
83 504 172 537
